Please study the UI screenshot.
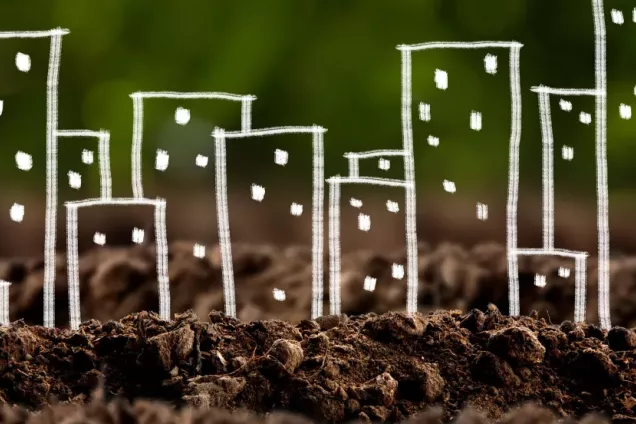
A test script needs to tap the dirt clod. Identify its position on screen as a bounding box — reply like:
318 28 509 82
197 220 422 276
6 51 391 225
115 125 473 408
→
471 352 520 388
144 325 195 371
487 327 546 367
268 339 304 373
363 312 428 342
607 327 636 351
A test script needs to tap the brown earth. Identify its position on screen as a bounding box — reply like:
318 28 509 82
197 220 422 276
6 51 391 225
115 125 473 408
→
2 242 636 423
1 308 636 422
3 241 636 329
0 396 619 424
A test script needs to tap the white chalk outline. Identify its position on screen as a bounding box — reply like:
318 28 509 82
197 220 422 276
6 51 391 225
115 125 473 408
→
0 29 69 39
214 126 325 319
398 41 523 51
513 0 610 329
327 175 413 315
398 41 523 319
131 92 256 199
400 48 417 317
0 280 10 326
343 149 406 159
65 198 170 330
514 248 588 323
530 86 604 97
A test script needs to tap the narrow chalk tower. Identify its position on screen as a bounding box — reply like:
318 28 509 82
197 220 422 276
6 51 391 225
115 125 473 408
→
327 165 414 315
0 29 70 328
213 126 325 320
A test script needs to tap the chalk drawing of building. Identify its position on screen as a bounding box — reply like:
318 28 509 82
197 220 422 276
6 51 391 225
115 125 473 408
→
327 146 413 315
508 0 610 330
0 30 67 327
213 126 325 319
65 197 169 330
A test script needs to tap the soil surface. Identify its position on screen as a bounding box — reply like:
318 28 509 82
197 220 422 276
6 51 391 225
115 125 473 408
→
2 242 636 423
3 241 636 329
2 308 636 422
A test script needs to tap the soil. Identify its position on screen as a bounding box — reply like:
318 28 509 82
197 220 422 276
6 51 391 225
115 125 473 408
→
2 242 636 423
2 308 636 423
0 396 618 424
3 241 636 329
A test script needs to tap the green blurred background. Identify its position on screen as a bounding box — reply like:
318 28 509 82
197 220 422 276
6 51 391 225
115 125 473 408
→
1 0 636 256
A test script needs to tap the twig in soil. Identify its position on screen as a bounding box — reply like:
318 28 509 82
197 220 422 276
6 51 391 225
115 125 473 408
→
224 347 258 376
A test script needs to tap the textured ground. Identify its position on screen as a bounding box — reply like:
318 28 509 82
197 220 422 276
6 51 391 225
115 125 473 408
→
0 397 619 424
2 242 636 423
1 307 636 422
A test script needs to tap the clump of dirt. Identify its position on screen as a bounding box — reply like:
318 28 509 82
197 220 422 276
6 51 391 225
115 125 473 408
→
1 308 635 422
4 241 636 329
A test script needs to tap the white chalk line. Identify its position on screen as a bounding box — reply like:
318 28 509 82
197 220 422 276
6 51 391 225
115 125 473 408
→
0 28 69 39
326 176 412 188
154 200 170 321
66 206 80 329
505 45 523 317
403 52 417 310
398 41 523 52
348 157 360 178
65 197 164 208
57 130 103 138
132 95 144 198
531 86 604 96
538 92 555 250
214 131 236 317
98 131 113 199
0 280 10 325
593 0 611 330
312 130 325 319
216 126 327 139
401 49 418 315
343 149 406 159
43 32 63 329
328 180 341 315
514 248 589 259
574 255 587 323
130 92 256 101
